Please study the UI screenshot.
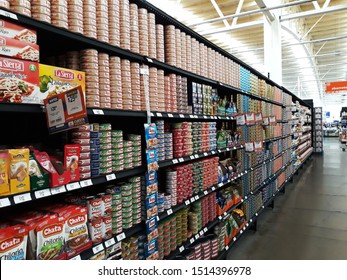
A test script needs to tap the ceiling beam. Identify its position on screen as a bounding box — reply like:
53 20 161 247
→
188 0 314 27
210 0 230 28
254 0 275 22
280 4 347 21
232 0 244 26
201 20 263 36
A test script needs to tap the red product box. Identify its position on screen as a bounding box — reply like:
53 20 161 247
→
0 36 39 62
64 144 81 182
0 56 40 103
0 19 37 44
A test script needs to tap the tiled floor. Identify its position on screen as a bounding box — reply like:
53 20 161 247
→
227 137 347 260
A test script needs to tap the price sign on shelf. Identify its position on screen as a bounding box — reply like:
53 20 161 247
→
156 112 162 117
255 113 263 123
105 238 116 248
168 113 173 118
51 185 66 195
0 10 18 20
92 244 104 254
93 109 104 115
66 182 81 191
70 255 81 260
80 179 93 188
179 114 185 118
172 159 178 164
200 230 204 236
34 189 51 199
14 193 31 204
179 246 185 253
44 86 88 134
0 197 11 208
236 114 246 126
116 232 126 242
167 209 173 216
106 173 116 181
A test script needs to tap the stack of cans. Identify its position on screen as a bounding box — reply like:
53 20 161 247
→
108 0 120 47
186 35 192 73
157 193 165 213
123 140 133 170
148 13 157 59
65 51 80 71
129 4 139 54
157 70 165 112
180 32 187 70
96 0 109 43
99 123 112 175
80 49 99 108
164 132 173 160
165 25 176 66
106 186 122 235
169 74 178 112
99 53 111 108
110 56 122 110
83 0 97 39
164 76 171 112
201 238 212 260
130 177 142 226
138 8 149 56
209 122 217 151
71 124 91 179
121 59 132 110
0 1 9 9
10 0 31 17
156 24 165 62
170 215 177 252
162 218 171 257
31 0 51 24
111 130 124 172
149 67 158 111
175 28 182 68
176 163 193 203
164 195 172 210
192 161 203 193
155 120 165 162
131 62 141 111
138 234 146 260
188 211 200 235
165 170 177 206
127 134 142 167
213 222 226 252
121 183 133 230
88 126 99 178
67 0 83 34
119 0 130 50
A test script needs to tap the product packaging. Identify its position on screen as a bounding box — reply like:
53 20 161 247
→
9 148 30 195
0 18 37 44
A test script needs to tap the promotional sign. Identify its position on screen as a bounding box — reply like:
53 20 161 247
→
325 81 347 93
44 85 88 134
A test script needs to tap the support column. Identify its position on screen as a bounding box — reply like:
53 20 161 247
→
263 10 282 85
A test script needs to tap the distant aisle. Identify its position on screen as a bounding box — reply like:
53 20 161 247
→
227 137 347 260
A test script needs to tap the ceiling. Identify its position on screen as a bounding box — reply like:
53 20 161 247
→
147 0 347 108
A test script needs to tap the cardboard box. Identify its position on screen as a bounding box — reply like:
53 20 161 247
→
39 64 85 100
0 150 10 196
0 36 39 62
8 149 30 195
0 19 37 44
29 153 49 191
0 56 40 103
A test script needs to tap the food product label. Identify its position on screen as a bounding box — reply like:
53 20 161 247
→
0 36 39 62
0 225 28 260
9 149 30 195
236 114 246 126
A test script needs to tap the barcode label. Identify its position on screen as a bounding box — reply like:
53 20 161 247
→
105 238 116 248
168 114 173 118
14 193 31 204
0 198 11 208
66 182 81 191
106 174 116 181
80 180 93 188
34 189 51 199
116 233 126 242
157 112 162 117
51 185 66 195
92 244 104 254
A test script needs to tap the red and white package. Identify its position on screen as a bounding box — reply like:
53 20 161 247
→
35 214 66 260
0 18 37 44
0 224 28 260
87 219 102 244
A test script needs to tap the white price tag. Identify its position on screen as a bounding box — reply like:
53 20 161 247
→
256 213 258 216
195 195 199 200
51 185 67 195
14 193 31 204
243 226 246 231
0 10 18 20
195 234 199 239
203 152 208 156
204 190 208 195
189 115 194 119
140 67 149 75
190 238 195 244
172 159 178 164
179 114 185 118
233 237 237 242
218 216 222 220
240 230 243 234
245 196 248 200
194 155 199 159
66 182 81 191
34 189 51 199
212 186 216 191
179 246 185 253
167 209 173 216
0 197 11 208
218 183 223 187
199 230 204 236
178 158 184 163
203 116 207 119
70 255 81 260
106 174 116 181
236 114 246 126
241 199 244 202
226 148 230 151
225 246 229 251
190 197 196 203
93 109 104 115
250 219 253 223
204 227 208 233
262 205 265 209
168 113 173 118
190 155 195 160
105 238 116 248
146 58 153 63
185 200 190 205
218 150 222 153
80 179 93 188
217 116 221 119
92 244 104 254
116 232 126 242
211 151 216 154
46 97 65 128
150 112 154 117
223 212 228 217
156 112 162 117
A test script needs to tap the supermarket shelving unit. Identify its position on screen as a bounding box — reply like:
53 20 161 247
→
0 2 313 261
313 107 323 153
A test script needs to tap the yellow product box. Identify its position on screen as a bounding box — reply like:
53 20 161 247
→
0 150 10 196
39 64 85 100
9 149 30 195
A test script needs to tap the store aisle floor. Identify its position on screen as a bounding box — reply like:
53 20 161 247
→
227 138 347 260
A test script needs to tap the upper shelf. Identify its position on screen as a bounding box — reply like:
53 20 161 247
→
0 8 287 108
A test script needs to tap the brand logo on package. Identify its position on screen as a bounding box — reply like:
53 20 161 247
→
0 37 6 45
0 58 24 71
54 69 75 80
0 21 4 27
68 215 86 227
0 237 23 252
43 224 63 237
